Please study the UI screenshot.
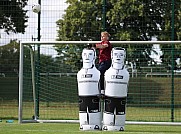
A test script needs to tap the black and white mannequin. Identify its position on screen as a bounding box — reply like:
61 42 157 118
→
102 47 130 131
77 48 101 130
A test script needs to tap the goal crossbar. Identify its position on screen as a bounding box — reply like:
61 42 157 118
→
20 40 181 45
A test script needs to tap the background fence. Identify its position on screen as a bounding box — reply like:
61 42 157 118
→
0 0 181 123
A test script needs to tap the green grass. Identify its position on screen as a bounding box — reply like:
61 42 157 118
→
0 77 181 133
1 102 181 122
0 121 181 134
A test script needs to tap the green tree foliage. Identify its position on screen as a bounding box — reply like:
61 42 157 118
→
56 0 180 69
56 0 101 41
54 44 83 72
158 1 181 66
0 40 19 76
0 40 31 76
0 40 58 76
0 0 28 34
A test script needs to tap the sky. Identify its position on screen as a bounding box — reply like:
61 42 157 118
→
0 0 68 46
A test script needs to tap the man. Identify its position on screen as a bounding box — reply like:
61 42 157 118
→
95 31 112 95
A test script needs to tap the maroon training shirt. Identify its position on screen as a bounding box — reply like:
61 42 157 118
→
96 41 112 63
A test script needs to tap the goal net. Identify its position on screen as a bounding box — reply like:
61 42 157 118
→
19 41 181 125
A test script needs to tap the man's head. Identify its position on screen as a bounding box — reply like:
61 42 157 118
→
101 31 110 41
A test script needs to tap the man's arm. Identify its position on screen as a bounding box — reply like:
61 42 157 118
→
96 42 108 49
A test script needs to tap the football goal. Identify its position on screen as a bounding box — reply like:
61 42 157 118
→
19 41 181 125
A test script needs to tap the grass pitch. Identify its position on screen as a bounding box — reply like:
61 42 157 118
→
0 121 181 134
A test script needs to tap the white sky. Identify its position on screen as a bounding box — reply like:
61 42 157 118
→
0 0 68 46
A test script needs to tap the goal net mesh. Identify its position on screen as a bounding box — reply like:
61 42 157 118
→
19 41 181 124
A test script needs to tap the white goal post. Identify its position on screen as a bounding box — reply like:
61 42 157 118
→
19 41 181 125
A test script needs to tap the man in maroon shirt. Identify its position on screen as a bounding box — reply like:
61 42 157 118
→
95 31 112 95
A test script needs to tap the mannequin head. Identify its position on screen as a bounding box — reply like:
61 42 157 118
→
111 47 126 69
82 48 96 68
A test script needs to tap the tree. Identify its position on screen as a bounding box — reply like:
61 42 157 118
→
158 1 181 67
56 0 181 69
0 40 58 76
0 0 28 34
54 44 83 72
0 40 20 76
